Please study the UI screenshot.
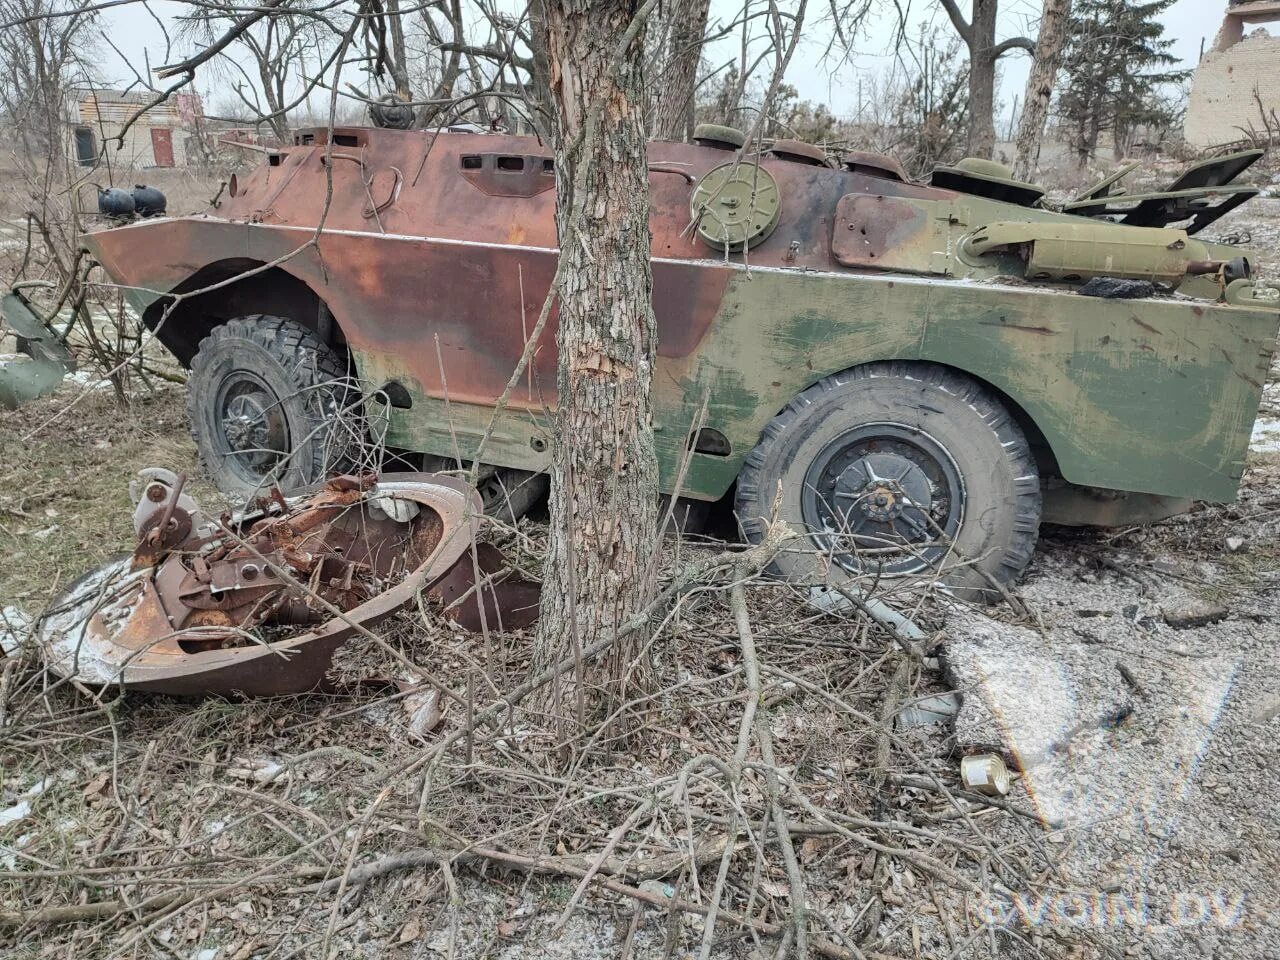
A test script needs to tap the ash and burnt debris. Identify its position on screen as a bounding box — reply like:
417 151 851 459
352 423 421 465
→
36 468 539 697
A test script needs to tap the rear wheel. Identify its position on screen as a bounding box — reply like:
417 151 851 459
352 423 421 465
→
734 362 1041 598
187 316 355 501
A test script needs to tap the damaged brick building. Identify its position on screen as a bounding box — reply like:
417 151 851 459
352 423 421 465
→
1186 0 1280 149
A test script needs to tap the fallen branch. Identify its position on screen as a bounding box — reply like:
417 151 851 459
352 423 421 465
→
0 891 189 929
305 842 866 960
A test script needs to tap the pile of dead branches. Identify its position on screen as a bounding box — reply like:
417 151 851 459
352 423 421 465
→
0 516 1068 960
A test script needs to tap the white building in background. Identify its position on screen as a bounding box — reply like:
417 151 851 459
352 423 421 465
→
1186 1 1280 149
68 89 206 169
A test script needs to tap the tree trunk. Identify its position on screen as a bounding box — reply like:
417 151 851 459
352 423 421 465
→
1085 104 1101 166
651 0 710 140
1012 0 1070 181
965 0 999 158
385 0 412 98
526 0 555 133
532 0 659 732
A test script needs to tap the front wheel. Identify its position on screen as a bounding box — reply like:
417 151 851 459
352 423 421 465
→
187 316 356 501
734 362 1041 599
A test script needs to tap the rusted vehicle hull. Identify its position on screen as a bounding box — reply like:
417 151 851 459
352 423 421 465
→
97 215 1272 505
83 130 1277 506
78 127 1280 593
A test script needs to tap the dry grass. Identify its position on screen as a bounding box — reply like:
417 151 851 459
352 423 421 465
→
0 385 216 606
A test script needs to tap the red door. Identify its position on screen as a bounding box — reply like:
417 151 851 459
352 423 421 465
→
150 128 174 167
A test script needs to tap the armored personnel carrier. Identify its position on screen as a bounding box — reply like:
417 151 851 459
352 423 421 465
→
77 125 1280 594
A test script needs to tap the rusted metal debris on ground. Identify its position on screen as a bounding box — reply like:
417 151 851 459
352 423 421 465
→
37 469 539 696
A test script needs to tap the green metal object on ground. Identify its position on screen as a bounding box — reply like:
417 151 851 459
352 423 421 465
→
0 291 74 409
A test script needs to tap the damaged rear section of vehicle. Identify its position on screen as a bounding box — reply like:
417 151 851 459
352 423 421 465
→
38 470 539 697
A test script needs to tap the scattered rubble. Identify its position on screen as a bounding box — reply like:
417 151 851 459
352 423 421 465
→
1161 596 1231 630
943 606 1136 768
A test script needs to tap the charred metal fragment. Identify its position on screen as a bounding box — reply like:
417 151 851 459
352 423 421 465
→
38 471 539 696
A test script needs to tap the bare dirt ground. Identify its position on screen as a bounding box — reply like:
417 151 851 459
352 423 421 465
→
0 162 1277 960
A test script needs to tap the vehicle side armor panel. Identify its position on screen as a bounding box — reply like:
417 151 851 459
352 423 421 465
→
80 128 1279 507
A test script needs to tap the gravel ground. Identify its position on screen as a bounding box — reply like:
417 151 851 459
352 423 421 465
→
936 449 1280 960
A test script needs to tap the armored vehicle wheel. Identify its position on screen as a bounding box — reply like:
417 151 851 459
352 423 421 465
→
735 362 1041 599
187 316 355 501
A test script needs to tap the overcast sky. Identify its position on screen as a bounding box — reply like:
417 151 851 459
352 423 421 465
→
96 0 1227 122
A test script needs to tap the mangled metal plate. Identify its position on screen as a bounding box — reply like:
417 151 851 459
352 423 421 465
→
0 289 76 409
38 471 539 696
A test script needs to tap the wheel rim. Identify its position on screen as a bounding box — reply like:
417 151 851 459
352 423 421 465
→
214 372 290 486
800 421 965 576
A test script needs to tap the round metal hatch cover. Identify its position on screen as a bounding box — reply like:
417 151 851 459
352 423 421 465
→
690 162 781 252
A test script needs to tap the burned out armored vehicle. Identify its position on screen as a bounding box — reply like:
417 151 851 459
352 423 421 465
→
78 126 1279 594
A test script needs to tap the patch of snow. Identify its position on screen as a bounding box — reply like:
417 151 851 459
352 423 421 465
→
0 777 51 828
0 831 34 869
0 605 32 657
1252 416 1280 454
63 368 114 391
0 799 31 828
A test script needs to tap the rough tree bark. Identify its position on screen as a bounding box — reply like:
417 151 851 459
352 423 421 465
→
966 0 999 158
940 0 1034 159
651 0 711 140
532 0 660 730
1012 0 1071 181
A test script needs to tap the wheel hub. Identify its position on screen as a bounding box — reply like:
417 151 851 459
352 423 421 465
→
834 453 933 524
801 423 964 576
216 376 288 478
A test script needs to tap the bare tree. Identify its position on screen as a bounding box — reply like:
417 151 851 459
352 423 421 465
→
0 0 95 165
882 28 971 176
182 0 329 141
531 0 660 730
1012 0 1071 181
651 0 711 140
938 0 1033 158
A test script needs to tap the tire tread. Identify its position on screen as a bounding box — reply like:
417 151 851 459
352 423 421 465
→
734 361 1042 592
187 315 352 498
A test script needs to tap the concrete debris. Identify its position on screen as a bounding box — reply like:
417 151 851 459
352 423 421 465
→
1161 597 1230 630
943 608 1134 769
